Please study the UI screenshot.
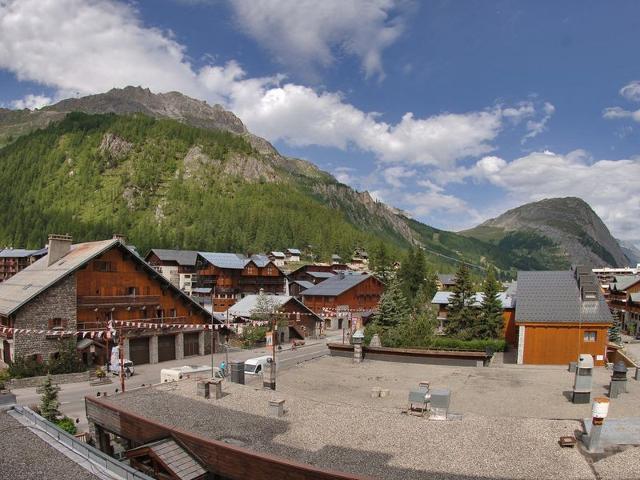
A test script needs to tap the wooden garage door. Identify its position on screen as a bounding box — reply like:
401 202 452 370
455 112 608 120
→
158 335 176 363
129 337 150 365
184 333 199 357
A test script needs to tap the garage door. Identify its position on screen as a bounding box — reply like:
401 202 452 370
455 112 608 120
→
129 337 150 365
184 333 199 357
158 335 176 363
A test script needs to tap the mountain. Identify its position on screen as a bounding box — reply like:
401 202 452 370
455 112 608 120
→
461 197 628 268
0 87 615 274
618 239 640 265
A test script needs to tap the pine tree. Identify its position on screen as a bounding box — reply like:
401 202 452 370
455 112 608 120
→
39 376 61 422
477 267 503 339
445 263 477 338
370 241 394 284
609 310 622 345
375 276 410 331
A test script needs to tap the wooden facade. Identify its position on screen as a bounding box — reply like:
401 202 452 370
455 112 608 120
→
302 276 384 316
518 322 610 366
0 249 46 282
196 256 286 312
502 308 517 345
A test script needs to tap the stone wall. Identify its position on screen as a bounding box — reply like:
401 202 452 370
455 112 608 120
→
12 274 77 360
9 370 90 389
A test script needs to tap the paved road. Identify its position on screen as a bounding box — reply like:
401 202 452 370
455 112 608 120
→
13 335 340 431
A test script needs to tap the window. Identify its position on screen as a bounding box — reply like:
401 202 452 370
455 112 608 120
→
127 286 138 296
94 261 115 272
583 331 597 343
48 318 67 330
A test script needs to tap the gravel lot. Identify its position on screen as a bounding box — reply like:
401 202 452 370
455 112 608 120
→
0 412 100 479
98 355 640 479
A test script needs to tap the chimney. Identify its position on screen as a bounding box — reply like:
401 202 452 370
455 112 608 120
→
112 233 126 244
47 234 72 266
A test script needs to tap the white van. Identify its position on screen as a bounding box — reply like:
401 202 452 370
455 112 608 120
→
160 365 222 383
244 356 273 375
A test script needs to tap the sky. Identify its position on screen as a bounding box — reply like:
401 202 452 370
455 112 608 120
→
0 0 639 243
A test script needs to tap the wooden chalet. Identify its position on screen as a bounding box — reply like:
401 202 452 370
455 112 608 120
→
145 249 199 295
0 235 217 367
226 294 322 340
514 267 612 366
195 252 285 312
607 274 640 334
300 272 384 330
0 247 47 282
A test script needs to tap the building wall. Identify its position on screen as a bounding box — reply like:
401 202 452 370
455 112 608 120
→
76 248 206 328
12 274 77 360
502 309 517 345
302 276 383 313
519 322 610 365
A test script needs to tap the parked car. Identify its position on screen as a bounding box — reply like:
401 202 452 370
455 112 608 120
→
244 356 273 375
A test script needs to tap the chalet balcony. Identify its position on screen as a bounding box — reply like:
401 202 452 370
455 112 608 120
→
77 316 194 331
77 295 161 308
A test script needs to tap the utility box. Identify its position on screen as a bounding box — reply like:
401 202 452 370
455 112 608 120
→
197 380 210 399
430 388 451 420
572 354 593 404
229 361 245 385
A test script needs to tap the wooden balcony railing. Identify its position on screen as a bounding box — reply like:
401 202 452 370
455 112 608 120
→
77 295 161 308
77 316 196 331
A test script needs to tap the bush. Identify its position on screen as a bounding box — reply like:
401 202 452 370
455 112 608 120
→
427 337 506 352
7 340 87 379
241 325 268 348
55 416 77 435
8 356 47 379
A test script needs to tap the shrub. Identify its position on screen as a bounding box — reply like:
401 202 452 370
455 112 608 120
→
8 356 47 379
55 417 77 435
241 325 268 348
427 337 507 352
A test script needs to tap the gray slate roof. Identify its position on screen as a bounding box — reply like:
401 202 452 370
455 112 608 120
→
0 239 214 319
431 291 515 309
515 270 612 325
270 251 285 258
149 438 207 480
198 252 272 269
286 248 301 255
609 275 640 292
437 274 456 285
0 248 47 258
307 271 336 279
226 294 318 319
292 280 315 290
301 273 372 297
147 248 199 266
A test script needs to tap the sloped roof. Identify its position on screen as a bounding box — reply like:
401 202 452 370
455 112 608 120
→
147 249 199 267
198 252 273 269
307 271 335 279
431 291 514 309
226 294 319 319
610 275 640 292
270 251 285 258
292 280 315 291
515 270 612 325
286 248 301 255
0 239 117 316
0 248 47 258
437 274 456 285
301 273 373 297
0 239 214 320
630 292 640 303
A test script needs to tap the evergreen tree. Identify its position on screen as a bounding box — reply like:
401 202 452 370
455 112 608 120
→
445 263 477 339
370 241 394 284
398 247 428 305
375 276 410 331
609 310 622 345
477 267 503 339
39 376 61 422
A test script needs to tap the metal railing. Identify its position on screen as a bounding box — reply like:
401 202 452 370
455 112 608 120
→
12 405 154 480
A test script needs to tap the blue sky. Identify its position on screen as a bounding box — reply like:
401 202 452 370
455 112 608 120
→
1 0 639 242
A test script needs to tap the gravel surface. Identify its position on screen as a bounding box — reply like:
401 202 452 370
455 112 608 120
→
105 371 597 479
0 412 100 479
593 446 640 480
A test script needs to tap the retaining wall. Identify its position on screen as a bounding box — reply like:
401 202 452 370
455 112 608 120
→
9 370 90 389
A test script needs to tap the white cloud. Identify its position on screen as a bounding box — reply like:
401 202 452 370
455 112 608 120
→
382 166 415 188
620 81 640 102
10 94 52 110
602 106 640 123
471 150 640 239
229 0 407 80
522 101 555 142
